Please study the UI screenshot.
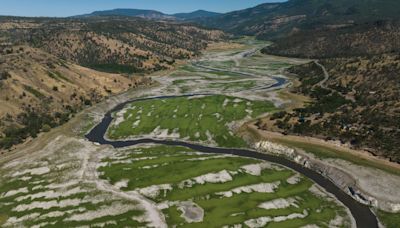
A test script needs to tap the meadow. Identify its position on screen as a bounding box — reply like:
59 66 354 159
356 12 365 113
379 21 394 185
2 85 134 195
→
98 145 352 227
107 95 276 148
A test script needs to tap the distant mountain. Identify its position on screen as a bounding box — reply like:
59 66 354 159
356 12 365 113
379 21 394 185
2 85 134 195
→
76 9 174 20
198 0 400 39
75 9 221 20
173 10 221 20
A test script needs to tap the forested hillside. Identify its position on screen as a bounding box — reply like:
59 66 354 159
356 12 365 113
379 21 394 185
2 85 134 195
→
259 55 400 162
196 0 400 162
198 0 400 40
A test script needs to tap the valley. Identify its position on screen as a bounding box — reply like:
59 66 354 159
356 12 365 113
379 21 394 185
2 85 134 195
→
1 35 399 228
0 16 224 152
1 0 400 226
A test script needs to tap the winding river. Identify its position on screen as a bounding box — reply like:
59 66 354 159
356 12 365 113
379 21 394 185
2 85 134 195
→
86 92 378 228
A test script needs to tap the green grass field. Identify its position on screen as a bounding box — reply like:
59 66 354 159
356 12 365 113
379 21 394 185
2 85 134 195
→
99 145 352 227
108 95 276 148
207 80 258 91
0 214 7 226
170 67 246 81
377 210 400 228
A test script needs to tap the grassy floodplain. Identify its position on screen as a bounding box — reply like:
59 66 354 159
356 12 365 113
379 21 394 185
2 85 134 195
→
166 37 296 95
377 210 400 228
0 36 370 227
0 140 148 227
98 145 352 227
108 95 275 148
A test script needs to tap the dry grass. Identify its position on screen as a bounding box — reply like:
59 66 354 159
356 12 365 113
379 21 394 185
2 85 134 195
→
0 214 7 226
277 89 310 110
0 45 144 119
246 123 400 175
206 42 245 52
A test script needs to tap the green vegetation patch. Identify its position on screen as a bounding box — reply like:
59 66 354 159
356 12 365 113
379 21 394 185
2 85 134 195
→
78 115 96 137
0 214 7 226
207 80 257 91
108 95 276 148
87 64 145 74
377 210 400 228
172 65 246 81
23 85 46 99
99 145 352 228
99 146 255 190
172 79 258 93
178 65 198 73
268 62 293 70
47 71 71 83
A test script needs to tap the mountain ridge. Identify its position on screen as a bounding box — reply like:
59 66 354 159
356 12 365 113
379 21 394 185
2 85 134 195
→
172 10 221 20
196 0 400 39
75 8 174 20
74 8 221 20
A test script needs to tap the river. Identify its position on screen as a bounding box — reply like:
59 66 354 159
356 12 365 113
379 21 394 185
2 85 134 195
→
86 93 378 228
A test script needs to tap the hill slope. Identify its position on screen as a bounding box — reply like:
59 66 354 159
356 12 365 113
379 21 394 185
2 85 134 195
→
1 17 225 74
263 20 400 58
199 0 400 39
233 1 400 162
261 55 400 162
0 16 225 152
0 44 150 151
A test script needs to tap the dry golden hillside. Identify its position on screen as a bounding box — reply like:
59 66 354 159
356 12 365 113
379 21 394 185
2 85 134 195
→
0 45 151 150
1 17 226 74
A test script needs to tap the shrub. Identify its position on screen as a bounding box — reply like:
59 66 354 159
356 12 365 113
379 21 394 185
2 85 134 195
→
0 71 11 80
42 124 51 132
